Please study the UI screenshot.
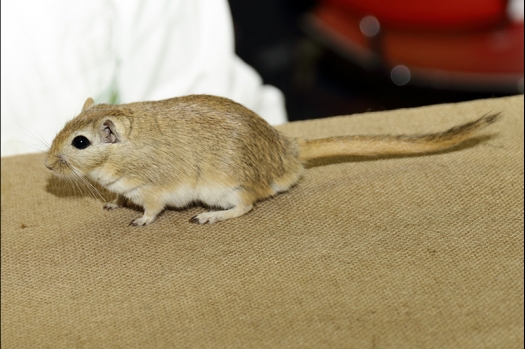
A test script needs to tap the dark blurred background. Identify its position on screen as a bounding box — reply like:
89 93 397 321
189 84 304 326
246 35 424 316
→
228 0 524 121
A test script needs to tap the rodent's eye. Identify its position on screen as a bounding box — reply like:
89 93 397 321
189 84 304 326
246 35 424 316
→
72 135 91 149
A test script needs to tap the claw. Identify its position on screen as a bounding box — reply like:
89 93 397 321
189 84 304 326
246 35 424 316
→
129 219 146 227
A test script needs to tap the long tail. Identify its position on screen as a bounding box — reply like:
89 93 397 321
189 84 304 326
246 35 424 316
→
297 113 501 162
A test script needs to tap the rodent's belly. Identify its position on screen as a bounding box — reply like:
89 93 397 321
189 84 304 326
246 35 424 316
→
162 184 240 209
120 184 239 209
89 168 241 209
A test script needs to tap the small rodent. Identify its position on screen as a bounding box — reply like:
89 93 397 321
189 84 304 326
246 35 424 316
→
45 95 500 226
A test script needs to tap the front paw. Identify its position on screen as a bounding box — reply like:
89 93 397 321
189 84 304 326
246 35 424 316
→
103 202 122 210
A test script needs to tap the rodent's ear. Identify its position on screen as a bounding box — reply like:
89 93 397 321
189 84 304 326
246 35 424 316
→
99 120 121 144
82 97 95 112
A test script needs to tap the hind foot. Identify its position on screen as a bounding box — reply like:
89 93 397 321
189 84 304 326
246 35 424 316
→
190 204 253 224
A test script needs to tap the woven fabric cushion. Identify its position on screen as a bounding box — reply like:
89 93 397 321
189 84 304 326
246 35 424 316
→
2 95 523 348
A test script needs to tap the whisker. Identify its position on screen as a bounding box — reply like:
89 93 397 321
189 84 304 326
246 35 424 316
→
70 166 105 201
18 140 49 152
81 177 105 201
68 174 83 198
13 121 51 152
69 169 90 199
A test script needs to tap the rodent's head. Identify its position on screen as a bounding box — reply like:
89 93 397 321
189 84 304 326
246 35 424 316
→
45 98 130 178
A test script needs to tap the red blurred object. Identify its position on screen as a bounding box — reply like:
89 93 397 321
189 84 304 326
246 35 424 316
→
302 0 524 92
325 0 507 30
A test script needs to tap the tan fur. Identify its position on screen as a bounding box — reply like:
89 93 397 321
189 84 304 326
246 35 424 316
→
45 95 500 226
297 113 500 161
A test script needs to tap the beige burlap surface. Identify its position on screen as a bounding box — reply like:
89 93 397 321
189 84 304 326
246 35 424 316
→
2 95 523 348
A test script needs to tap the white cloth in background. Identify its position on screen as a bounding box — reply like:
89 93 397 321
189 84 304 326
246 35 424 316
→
1 0 287 157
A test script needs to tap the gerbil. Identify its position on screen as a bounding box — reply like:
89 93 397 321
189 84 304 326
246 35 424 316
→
45 95 500 226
